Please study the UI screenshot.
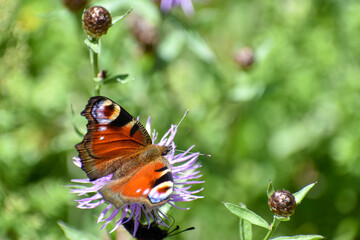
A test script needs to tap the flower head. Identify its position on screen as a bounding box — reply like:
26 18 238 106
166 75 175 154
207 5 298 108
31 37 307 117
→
157 0 195 15
63 0 89 12
268 190 296 217
71 116 203 236
82 6 112 39
234 47 255 70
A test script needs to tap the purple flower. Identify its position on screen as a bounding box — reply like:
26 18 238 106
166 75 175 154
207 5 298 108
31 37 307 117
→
70 116 203 236
158 0 195 15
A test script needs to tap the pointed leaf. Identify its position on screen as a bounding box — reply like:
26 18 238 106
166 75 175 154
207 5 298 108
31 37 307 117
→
100 0 160 25
224 202 270 230
271 235 325 240
112 9 132 25
70 105 84 137
267 179 275 198
58 222 99 240
84 39 99 54
293 182 317 205
239 218 252 240
158 30 186 61
102 74 129 85
186 31 216 63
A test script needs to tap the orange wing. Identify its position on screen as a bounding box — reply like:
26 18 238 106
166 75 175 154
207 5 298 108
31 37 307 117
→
75 96 152 181
99 157 174 211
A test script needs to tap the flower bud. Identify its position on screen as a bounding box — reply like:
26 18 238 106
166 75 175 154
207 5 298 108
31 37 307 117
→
268 190 296 217
97 70 107 80
234 47 254 70
82 6 112 39
128 14 159 53
63 0 89 12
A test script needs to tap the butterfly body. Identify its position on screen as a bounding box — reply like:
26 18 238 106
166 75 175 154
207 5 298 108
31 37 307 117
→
122 218 195 240
75 96 174 211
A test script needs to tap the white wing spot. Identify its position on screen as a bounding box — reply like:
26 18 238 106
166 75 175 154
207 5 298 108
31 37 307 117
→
148 182 173 204
99 136 104 140
99 126 107 132
143 188 150 196
136 188 142 193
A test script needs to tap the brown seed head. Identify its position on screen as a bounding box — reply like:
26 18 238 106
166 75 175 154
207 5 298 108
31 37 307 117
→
82 6 112 39
268 190 296 217
128 14 159 53
234 47 255 70
63 0 89 12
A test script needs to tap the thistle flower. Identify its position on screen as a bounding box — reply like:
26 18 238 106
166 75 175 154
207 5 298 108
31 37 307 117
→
71 116 203 236
157 0 195 15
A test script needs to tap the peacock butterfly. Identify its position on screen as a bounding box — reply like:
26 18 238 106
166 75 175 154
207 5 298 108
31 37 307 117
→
75 96 174 211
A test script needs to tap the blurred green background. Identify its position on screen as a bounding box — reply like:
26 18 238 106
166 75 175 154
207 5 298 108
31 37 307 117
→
1 0 360 239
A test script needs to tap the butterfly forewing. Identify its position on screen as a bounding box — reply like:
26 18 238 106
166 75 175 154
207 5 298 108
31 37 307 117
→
76 96 152 180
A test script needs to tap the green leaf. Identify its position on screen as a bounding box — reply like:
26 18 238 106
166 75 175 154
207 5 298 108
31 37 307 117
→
239 218 253 240
70 104 83 137
158 29 186 62
223 202 270 230
98 0 160 25
112 8 133 25
293 182 317 205
84 38 100 54
58 222 99 240
271 235 325 240
186 31 216 64
267 179 275 199
101 74 129 85
275 216 291 222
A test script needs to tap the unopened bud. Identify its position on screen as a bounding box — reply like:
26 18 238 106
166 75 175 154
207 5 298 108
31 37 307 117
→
82 6 112 39
234 47 254 70
128 14 159 53
268 190 296 217
63 0 89 12
97 70 107 80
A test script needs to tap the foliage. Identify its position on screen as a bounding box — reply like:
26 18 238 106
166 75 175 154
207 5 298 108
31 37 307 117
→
1 0 360 239
223 182 323 239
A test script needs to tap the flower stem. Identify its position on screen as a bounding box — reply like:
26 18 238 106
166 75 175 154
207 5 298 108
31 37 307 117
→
89 38 100 95
263 216 280 240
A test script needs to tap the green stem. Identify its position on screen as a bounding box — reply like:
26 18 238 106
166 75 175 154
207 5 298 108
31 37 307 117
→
263 216 280 240
89 38 100 95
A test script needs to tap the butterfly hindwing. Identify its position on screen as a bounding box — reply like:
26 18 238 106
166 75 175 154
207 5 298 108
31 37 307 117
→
75 96 152 181
99 156 174 210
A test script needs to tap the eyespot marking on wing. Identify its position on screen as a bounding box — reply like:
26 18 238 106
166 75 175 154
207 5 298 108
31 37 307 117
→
148 182 173 204
92 99 121 124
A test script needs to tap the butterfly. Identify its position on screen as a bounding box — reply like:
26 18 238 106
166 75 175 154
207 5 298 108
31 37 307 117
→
75 96 174 211
122 218 195 240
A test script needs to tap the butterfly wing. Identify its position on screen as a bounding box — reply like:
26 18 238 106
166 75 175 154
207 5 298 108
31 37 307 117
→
75 96 152 181
99 156 174 210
